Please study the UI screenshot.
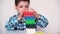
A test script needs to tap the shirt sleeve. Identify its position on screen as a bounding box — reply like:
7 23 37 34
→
5 17 15 31
35 15 48 28
5 15 26 31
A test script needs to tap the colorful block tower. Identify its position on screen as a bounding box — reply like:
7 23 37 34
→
23 11 36 28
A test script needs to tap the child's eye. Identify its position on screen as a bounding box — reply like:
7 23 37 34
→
25 6 29 8
19 6 23 8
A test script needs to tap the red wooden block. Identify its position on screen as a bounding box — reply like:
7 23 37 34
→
23 11 34 16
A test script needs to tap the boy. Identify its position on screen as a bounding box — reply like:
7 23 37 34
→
5 0 48 31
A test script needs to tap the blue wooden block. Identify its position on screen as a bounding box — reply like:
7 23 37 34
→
24 16 35 20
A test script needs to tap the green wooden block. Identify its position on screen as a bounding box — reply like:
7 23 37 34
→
25 20 36 24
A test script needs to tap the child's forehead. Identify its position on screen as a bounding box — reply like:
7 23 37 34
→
18 1 29 6
19 1 29 4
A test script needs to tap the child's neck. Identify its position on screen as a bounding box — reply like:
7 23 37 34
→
18 14 23 20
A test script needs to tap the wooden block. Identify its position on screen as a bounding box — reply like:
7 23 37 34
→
24 16 35 20
34 32 44 34
25 20 36 24
26 24 36 28
23 12 34 16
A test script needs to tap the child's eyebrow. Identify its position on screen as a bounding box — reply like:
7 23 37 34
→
19 4 29 6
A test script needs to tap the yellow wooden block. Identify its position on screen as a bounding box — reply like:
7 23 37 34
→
34 32 44 34
48 32 51 34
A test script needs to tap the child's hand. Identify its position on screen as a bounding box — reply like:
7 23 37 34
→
31 8 40 18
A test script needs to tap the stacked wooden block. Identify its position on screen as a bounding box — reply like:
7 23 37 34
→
23 11 36 28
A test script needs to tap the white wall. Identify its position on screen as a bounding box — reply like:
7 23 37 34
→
0 0 60 34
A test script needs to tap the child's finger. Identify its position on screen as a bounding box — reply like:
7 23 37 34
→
30 8 36 13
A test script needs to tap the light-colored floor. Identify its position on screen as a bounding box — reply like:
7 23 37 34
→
0 26 46 34
0 26 60 34
0 28 36 34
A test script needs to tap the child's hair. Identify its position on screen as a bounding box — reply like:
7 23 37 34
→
15 0 30 6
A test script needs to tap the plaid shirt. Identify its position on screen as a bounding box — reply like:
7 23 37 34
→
5 14 48 31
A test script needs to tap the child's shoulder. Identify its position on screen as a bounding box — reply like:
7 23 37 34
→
11 14 18 18
9 14 18 20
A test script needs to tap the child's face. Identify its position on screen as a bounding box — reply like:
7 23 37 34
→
15 1 29 14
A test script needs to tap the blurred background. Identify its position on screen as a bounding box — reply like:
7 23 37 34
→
0 0 60 34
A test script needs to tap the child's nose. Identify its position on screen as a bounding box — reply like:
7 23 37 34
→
23 8 28 12
23 8 26 11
